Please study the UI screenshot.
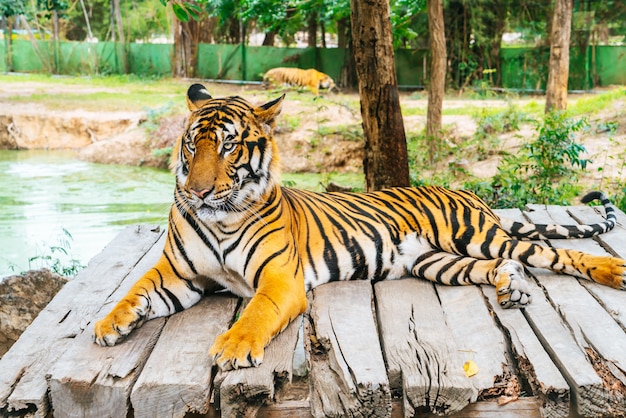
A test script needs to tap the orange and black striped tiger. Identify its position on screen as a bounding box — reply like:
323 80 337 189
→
94 84 626 370
263 67 337 96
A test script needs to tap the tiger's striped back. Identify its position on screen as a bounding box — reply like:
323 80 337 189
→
282 186 618 290
263 67 337 95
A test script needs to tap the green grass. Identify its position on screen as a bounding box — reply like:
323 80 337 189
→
569 87 626 116
314 123 363 141
0 73 271 111
0 74 192 111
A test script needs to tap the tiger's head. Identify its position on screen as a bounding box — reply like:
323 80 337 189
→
172 84 284 222
318 74 338 93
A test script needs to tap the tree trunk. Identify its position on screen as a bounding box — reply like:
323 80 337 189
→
426 0 446 164
350 0 410 190
545 0 573 112
262 31 276 46
307 12 317 47
111 0 128 73
339 35 356 90
4 17 14 72
79 0 93 40
172 9 213 78
173 19 196 78
337 18 349 49
53 10 60 73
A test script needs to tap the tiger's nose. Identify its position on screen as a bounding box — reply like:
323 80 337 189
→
191 189 211 199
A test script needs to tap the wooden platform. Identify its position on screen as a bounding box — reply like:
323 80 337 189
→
2 204 626 418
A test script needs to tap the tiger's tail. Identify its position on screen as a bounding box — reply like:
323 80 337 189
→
499 191 617 240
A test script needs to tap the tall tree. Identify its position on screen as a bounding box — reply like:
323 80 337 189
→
426 0 446 164
172 4 213 78
545 0 573 112
1 0 26 72
350 0 410 190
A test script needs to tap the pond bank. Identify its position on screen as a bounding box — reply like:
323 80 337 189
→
0 105 173 169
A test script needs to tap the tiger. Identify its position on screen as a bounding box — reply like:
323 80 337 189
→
263 67 338 96
94 83 626 371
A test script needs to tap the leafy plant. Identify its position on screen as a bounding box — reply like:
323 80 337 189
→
28 228 84 277
466 112 589 208
473 102 527 137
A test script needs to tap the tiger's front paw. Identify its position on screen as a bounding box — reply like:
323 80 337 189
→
209 327 265 370
495 260 532 309
93 302 145 347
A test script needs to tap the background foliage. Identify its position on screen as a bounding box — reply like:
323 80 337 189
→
2 0 625 88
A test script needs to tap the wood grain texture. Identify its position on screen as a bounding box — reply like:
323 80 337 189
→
511 205 613 415
375 279 475 416
567 205 626 329
306 281 391 418
214 314 301 418
48 229 167 418
523 205 626 415
0 225 163 418
131 295 239 418
436 283 514 400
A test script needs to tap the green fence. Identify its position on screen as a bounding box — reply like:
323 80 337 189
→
499 45 626 91
2 39 626 90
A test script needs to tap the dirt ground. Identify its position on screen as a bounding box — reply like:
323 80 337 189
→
1 80 625 189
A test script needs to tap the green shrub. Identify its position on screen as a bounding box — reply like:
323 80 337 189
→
466 111 589 209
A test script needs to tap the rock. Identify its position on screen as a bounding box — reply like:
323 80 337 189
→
0 269 68 358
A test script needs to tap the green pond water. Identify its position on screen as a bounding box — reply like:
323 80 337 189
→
0 150 175 277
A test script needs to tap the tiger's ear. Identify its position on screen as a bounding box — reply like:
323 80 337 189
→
186 83 212 111
255 94 285 129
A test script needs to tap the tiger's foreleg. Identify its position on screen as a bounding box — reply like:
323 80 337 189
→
209 262 307 370
411 251 532 308
93 255 208 346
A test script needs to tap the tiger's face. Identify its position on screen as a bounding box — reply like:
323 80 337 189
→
173 84 284 222
318 75 337 92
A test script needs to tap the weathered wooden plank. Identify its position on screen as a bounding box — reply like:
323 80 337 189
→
213 314 302 418
535 272 626 408
566 205 626 330
524 205 626 415
521 274 609 417
481 284 570 418
0 224 164 418
507 204 610 415
202 397 544 418
48 230 168 418
375 279 475 417
484 289 570 418
417 397 542 418
306 281 391 418
493 209 578 417
131 294 239 418
436 284 517 401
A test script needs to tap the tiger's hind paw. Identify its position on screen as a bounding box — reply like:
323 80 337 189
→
588 256 626 290
495 260 532 309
